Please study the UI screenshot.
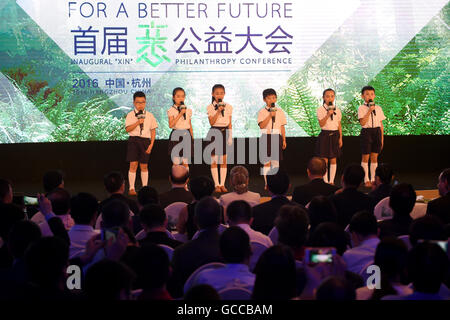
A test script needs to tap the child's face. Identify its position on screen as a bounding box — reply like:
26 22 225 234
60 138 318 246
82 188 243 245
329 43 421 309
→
133 97 146 111
323 91 335 104
212 88 225 102
361 90 375 103
173 90 185 105
264 94 277 106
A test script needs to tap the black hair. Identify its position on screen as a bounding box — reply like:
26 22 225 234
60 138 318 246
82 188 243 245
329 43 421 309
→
47 188 71 215
322 88 336 103
227 200 252 224
252 245 297 300
0 203 25 241
370 237 409 300
349 210 378 237
343 164 365 188
316 276 356 300
7 220 42 259
375 163 393 185
361 85 375 94
307 157 327 176
220 226 251 263
102 199 130 229
308 222 349 256
134 244 170 290
172 87 185 105
308 196 338 233
409 215 447 246
70 192 98 225
137 186 159 206
194 196 221 230
211 84 225 103
0 179 11 203
189 176 215 200
439 168 450 185
184 284 220 301
139 204 166 229
42 170 64 193
389 183 416 217
266 169 290 195
133 91 146 101
263 88 277 99
407 242 449 294
85 259 135 300
104 171 125 194
275 204 309 250
25 236 69 289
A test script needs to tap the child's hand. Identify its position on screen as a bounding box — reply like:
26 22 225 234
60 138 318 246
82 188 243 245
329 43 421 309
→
339 138 343 148
138 118 145 125
145 146 152 154
180 108 186 115
369 105 376 112
270 111 276 118
282 139 287 150
328 109 334 116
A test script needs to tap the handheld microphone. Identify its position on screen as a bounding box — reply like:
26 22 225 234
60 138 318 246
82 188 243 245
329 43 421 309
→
179 101 187 120
136 110 146 134
270 102 276 124
328 101 336 120
216 99 225 116
368 99 376 116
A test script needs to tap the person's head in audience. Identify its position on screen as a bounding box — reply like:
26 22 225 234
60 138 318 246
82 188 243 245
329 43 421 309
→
194 196 221 231
42 170 64 193
101 199 130 230
266 169 290 196
220 226 251 265
371 237 409 300
227 200 252 226
308 196 337 233
139 204 167 233
407 242 449 295
315 276 356 300
0 202 26 243
134 244 170 296
252 245 297 300
307 157 327 181
374 163 393 186
189 176 215 201
0 179 13 204
229 166 250 194
169 165 190 188
275 204 309 253
308 222 349 256
437 168 450 197
409 215 447 247
46 188 71 216
70 192 98 226
341 164 365 189
8 220 41 260
349 211 378 247
137 186 159 207
184 284 220 300
25 237 69 290
389 183 416 219
85 259 135 300
104 171 125 195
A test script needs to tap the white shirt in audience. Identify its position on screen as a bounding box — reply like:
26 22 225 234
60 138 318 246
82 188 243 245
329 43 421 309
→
31 211 46 225
343 237 380 274
39 214 75 237
219 191 261 208
68 224 100 259
194 263 255 293
236 223 273 248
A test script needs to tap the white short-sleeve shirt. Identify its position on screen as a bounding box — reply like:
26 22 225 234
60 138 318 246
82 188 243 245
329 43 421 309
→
167 105 192 130
125 109 158 138
317 104 342 131
358 104 386 128
257 106 287 134
207 102 233 127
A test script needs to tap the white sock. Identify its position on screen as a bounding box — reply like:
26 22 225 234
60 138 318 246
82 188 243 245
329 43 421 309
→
329 164 337 184
141 171 148 187
370 163 378 182
220 166 227 187
323 170 329 183
262 165 271 186
361 162 369 183
128 171 136 190
211 167 220 187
